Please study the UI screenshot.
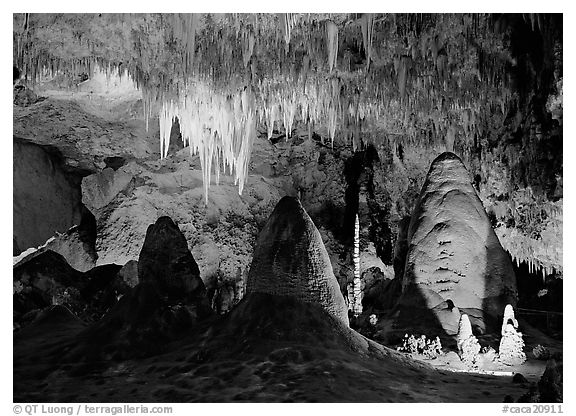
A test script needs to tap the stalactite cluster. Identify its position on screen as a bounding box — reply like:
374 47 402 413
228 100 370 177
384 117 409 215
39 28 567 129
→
13 13 561 206
159 84 257 204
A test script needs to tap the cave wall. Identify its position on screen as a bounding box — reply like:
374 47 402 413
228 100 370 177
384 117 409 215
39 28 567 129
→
13 137 84 253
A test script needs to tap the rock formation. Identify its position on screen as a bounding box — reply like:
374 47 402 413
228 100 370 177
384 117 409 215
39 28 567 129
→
247 196 349 326
501 304 519 336
498 304 526 366
118 260 139 288
13 251 127 329
399 152 518 334
538 359 563 402
13 137 85 254
13 212 97 273
70 216 212 360
351 213 362 316
138 216 206 303
457 314 481 367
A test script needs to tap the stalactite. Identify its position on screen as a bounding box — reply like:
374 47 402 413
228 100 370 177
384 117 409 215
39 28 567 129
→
242 27 256 68
326 20 338 72
360 13 375 69
279 13 296 53
13 13 549 203
158 84 257 204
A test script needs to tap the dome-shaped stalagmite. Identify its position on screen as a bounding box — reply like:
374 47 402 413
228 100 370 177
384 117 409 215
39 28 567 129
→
247 196 349 326
399 152 518 334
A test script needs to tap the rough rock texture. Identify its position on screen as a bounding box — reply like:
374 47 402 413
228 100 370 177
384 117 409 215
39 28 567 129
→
81 166 134 212
68 216 212 361
361 266 399 312
13 251 128 329
13 137 84 253
138 216 205 302
247 196 349 326
538 360 563 402
42 225 98 272
118 260 139 288
399 152 518 333
14 84 42 106
13 207 98 273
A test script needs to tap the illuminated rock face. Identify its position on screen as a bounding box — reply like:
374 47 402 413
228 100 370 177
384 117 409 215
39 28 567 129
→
247 196 349 326
401 152 517 332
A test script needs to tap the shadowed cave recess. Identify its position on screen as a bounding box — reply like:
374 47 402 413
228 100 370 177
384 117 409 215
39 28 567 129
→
13 13 562 403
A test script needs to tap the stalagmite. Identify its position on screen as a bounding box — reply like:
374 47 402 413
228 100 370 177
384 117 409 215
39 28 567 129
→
498 304 526 365
501 304 518 336
352 214 362 316
457 314 481 367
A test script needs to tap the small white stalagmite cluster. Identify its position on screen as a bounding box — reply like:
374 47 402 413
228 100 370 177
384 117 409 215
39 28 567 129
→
498 304 526 366
159 84 257 204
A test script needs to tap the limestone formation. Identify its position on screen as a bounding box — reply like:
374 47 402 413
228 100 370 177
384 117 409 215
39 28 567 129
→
457 314 481 367
538 359 563 402
498 305 526 366
457 314 473 343
247 196 349 326
351 214 362 316
118 260 139 288
81 166 134 213
501 304 519 335
138 216 206 303
71 216 212 360
13 251 128 328
400 152 518 333
13 138 84 254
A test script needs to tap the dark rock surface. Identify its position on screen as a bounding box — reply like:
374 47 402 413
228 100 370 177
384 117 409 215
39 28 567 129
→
13 137 85 253
247 196 349 326
138 216 206 303
118 260 139 288
13 250 127 329
362 268 401 312
538 359 563 402
66 216 212 361
398 152 518 334
14 209 98 273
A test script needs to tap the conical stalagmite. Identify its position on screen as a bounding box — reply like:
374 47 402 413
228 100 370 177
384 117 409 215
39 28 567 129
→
247 196 349 326
138 216 206 303
399 152 518 334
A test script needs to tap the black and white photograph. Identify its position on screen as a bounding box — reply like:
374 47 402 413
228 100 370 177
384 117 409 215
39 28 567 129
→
11 11 564 406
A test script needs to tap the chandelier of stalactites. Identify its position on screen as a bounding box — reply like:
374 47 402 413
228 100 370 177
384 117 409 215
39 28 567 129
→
159 84 257 204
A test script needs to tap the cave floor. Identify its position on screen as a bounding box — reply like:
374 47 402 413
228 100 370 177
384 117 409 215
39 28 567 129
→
13 308 544 403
